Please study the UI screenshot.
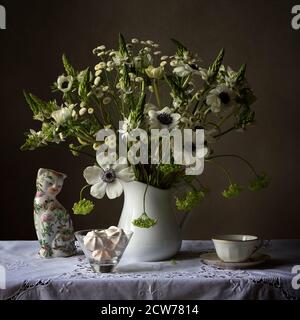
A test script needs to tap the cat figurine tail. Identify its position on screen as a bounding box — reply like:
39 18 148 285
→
34 168 76 258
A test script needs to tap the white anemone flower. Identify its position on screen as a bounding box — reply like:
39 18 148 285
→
83 155 135 200
57 75 73 93
148 107 181 130
173 62 194 77
144 103 158 114
51 106 73 125
206 84 233 113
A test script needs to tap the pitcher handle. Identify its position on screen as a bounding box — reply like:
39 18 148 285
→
179 211 192 231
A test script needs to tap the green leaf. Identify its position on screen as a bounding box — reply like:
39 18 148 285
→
23 91 38 115
118 33 128 56
207 48 225 83
133 93 146 123
78 67 90 99
235 63 247 85
171 38 188 57
238 88 257 106
235 107 255 129
165 74 186 99
23 92 57 121
62 54 76 77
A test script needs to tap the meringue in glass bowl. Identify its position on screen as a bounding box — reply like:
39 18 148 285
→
75 227 133 273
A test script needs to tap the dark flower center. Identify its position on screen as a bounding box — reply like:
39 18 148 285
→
218 92 230 104
157 112 173 125
61 81 69 89
189 63 198 70
102 169 116 183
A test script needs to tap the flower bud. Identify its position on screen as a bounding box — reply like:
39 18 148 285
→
145 66 164 79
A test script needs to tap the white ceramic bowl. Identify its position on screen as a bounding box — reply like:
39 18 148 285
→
212 235 260 263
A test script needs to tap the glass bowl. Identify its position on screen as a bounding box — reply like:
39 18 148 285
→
75 228 133 273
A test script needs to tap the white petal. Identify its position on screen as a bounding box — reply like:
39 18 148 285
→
149 117 160 129
160 107 171 114
172 113 181 122
96 152 113 170
116 167 135 182
90 181 107 199
144 103 158 114
83 166 103 185
211 104 221 113
112 157 128 172
106 179 123 199
148 110 157 119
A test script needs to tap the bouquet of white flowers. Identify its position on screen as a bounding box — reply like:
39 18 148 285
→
22 34 269 228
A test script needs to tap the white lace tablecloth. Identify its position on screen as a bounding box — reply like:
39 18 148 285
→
0 240 299 300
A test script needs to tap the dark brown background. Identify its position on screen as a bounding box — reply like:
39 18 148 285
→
0 0 299 240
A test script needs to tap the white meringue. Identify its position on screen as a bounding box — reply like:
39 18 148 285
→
83 227 128 257
83 230 104 251
106 226 123 237
106 226 127 251
92 249 113 262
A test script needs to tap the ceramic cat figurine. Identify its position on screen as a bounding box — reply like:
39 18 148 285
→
34 168 76 258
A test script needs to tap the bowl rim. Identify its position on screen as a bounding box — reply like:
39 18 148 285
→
212 234 258 242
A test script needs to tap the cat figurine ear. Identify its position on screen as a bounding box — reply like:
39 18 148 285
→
34 168 76 258
37 168 47 176
38 168 67 179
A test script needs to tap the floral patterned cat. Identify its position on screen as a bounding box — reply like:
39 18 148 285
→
34 168 76 258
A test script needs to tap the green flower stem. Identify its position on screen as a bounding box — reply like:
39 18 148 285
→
112 95 123 117
141 79 145 94
153 79 161 107
182 75 191 88
163 75 173 91
51 143 95 159
207 154 259 177
143 181 149 213
205 159 232 184
190 85 211 114
185 180 197 192
217 110 237 127
213 127 235 138
89 95 105 125
80 184 91 200
72 184 95 215
93 112 104 128
68 147 95 159
100 56 111 85
204 106 211 116
76 128 95 142
131 178 158 228
205 122 222 134
191 99 200 114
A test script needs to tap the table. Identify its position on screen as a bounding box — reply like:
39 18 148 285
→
0 240 299 300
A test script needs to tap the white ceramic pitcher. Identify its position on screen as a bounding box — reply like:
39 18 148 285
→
118 181 189 262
